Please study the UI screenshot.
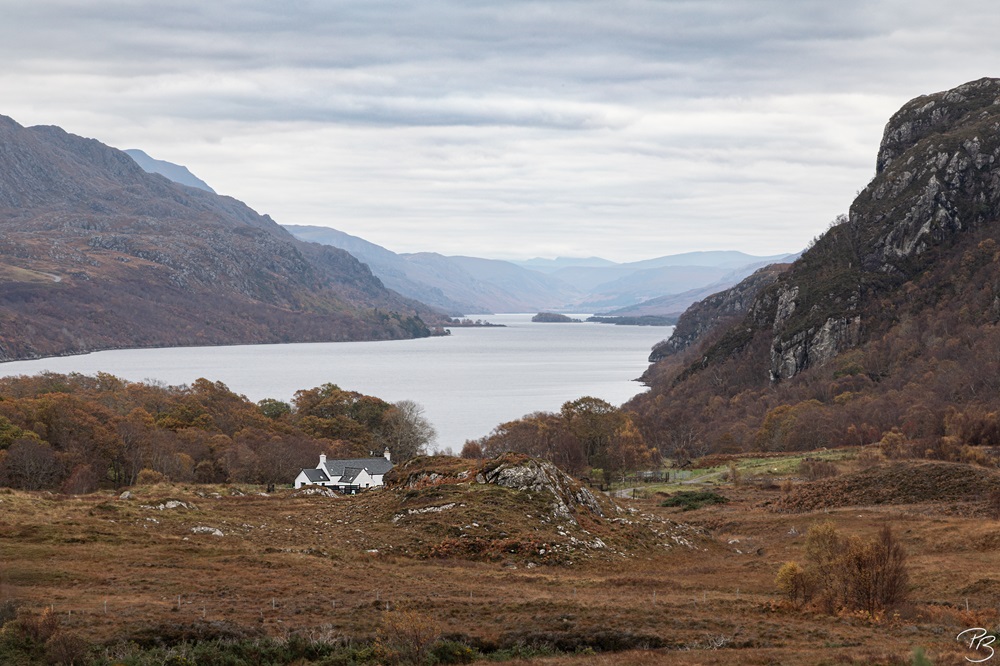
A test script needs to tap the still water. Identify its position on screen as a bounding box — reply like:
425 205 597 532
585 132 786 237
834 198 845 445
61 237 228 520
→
0 314 672 449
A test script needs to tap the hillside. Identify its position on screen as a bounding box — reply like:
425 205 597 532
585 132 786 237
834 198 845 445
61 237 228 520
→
647 263 791 362
0 116 437 360
630 77 1000 460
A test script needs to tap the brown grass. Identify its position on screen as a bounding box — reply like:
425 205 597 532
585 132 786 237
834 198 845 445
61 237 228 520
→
0 467 995 663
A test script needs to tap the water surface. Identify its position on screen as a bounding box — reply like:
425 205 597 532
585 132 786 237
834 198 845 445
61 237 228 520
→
0 314 672 449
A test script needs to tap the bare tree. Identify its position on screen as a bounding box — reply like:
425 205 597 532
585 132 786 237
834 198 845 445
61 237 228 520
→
377 400 437 461
0 438 61 490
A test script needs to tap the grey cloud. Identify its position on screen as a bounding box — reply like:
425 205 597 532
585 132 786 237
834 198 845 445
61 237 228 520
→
2 0 998 259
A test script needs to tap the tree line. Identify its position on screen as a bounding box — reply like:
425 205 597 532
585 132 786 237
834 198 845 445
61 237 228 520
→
0 373 434 492
460 396 657 482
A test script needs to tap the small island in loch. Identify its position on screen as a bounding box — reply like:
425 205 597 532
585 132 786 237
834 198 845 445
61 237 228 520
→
531 312 582 323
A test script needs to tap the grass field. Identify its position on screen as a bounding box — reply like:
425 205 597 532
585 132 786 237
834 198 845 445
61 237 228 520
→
1 452 997 664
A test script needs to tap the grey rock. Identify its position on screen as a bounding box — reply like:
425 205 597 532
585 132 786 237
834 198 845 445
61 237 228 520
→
478 457 605 523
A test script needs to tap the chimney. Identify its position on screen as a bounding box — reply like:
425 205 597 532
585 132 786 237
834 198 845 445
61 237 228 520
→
319 454 326 466
384 447 391 462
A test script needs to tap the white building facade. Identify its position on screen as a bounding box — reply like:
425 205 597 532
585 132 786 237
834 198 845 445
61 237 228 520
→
294 448 394 493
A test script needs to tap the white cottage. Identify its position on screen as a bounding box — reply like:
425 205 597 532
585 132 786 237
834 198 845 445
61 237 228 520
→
294 447 394 494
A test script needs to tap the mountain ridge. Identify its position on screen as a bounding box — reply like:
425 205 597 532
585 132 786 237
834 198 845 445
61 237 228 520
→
0 115 437 361
124 148 216 193
285 224 794 316
630 76 1000 459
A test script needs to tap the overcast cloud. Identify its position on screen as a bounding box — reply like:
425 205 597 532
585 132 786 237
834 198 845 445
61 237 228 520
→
1 0 997 261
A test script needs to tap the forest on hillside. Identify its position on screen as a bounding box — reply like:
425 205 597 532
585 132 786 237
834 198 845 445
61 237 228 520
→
627 228 1000 467
0 373 434 493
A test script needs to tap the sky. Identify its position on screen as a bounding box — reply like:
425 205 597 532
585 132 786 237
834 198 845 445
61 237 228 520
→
1 1 998 263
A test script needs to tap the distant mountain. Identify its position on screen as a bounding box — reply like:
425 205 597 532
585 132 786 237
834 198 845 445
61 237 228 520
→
286 225 794 315
124 148 216 193
0 115 436 361
600 255 800 317
549 252 795 298
285 225 581 313
512 256 617 273
625 250 791 270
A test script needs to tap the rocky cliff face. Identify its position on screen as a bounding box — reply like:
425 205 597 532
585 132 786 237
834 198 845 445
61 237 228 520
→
648 263 789 362
663 78 1000 382
865 80 1000 270
0 115 437 360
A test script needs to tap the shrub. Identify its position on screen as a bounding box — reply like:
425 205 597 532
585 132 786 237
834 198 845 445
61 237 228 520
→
660 490 729 511
45 631 89 666
856 447 885 469
375 609 441 665
841 525 909 615
789 522 909 615
0 607 60 662
879 429 911 460
0 599 19 627
775 561 810 607
427 639 477 664
62 464 99 495
136 468 167 485
799 458 839 481
727 461 741 487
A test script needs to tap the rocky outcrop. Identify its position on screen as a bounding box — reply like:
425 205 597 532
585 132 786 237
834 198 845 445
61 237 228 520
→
658 78 1000 382
864 78 1000 272
385 453 610 524
768 315 862 381
648 263 789 361
476 454 606 522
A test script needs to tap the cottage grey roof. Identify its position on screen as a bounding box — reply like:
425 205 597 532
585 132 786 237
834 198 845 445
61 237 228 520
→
339 466 363 484
322 457 394 477
301 468 330 483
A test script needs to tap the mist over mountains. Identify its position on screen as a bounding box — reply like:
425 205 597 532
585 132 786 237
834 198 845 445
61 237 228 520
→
284 224 795 316
119 151 796 318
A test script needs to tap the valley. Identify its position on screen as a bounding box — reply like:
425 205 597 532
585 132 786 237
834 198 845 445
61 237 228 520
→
3 69 1000 666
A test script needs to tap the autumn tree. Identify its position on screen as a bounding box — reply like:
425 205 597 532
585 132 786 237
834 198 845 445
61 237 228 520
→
0 415 27 449
460 440 484 459
560 397 625 470
784 521 909 615
292 383 393 452
606 418 653 481
112 408 155 487
258 398 291 420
